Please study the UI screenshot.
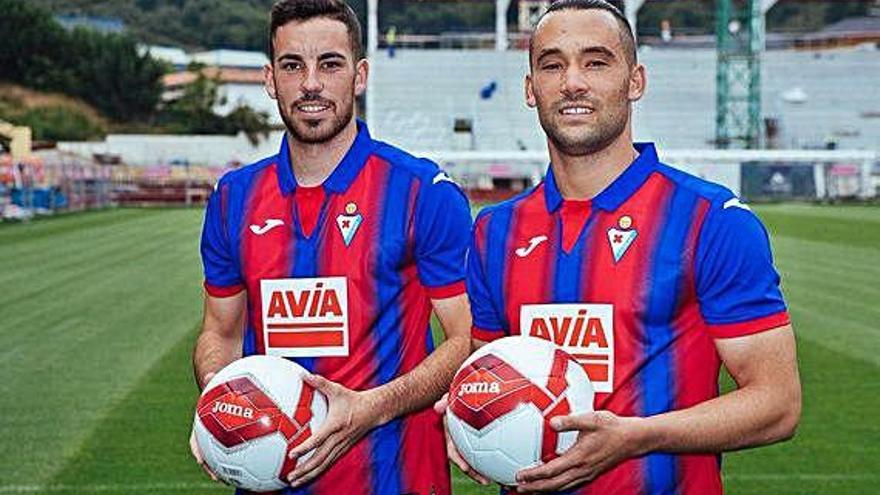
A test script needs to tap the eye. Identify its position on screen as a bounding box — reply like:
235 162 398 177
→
586 60 608 68
281 61 302 71
321 60 343 70
541 62 562 71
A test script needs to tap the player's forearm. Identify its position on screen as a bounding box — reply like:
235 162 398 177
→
632 383 800 455
193 326 243 389
365 333 471 425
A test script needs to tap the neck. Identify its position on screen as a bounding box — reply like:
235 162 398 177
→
548 129 638 201
287 118 358 187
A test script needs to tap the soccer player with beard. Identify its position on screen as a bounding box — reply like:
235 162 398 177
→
445 1 802 493
190 1 473 494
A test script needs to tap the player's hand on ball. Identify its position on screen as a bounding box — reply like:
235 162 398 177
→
434 393 491 486
515 411 644 493
287 374 379 487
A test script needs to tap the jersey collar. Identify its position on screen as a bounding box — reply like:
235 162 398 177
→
543 142 659 213
276 119 375 196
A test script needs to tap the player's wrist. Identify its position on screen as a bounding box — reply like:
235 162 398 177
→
359 388 394 428
627 415 662 456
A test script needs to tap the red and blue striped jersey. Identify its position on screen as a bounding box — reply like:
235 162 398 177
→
467 143 789 495
201 121 472 495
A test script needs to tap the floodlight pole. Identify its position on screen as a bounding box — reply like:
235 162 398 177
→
715 0 778 149
366 0 378 131
496 0 511 50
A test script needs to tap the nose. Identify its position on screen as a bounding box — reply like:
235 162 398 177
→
301 65 323 94
561 65 589 98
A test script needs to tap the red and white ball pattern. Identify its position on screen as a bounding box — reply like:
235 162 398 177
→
193 355 327 492
447 336 594 485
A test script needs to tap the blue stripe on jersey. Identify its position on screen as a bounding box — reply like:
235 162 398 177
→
368 167 413 495
641 185 699 494
553 215 593 302
485 207 514 329
237 169 262 359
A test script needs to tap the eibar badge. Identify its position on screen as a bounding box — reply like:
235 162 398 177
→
336 202 363 246
607 215 637 263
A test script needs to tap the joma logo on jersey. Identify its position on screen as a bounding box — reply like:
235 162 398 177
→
521 304 615 393
265 282 343 319
261 277 350 358
212 401 254 419
458 381 501 396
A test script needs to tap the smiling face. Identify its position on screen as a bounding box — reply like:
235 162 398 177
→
264 17 367 144
526 8 644 157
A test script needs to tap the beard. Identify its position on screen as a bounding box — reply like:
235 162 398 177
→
279 92 354 145
537 88 630 157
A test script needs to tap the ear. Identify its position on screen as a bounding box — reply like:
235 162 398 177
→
354 58 369 97
264 63 277 100
628 63 646 102
525 74 536 108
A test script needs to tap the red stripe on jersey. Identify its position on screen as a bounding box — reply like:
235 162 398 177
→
241 163 295 354
294 185 325 238
472 326 505 343
313 155 388 390
398 263 450 493
505 185 558 335
309 437 374 494
203 281 244 297
575 172 675 495
707 310 791 338
426 280 466 299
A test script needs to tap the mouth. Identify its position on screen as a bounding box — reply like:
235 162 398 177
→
294 101 333 115
558 105 595 116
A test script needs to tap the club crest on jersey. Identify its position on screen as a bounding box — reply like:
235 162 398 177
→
260 277 349 357
336 202 363 247
607 215 637 263
520 304 615 393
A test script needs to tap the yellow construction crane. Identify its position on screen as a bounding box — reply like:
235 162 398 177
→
0 119 32 161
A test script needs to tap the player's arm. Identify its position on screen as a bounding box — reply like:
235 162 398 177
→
517 198 802 492
516 325 800 492
287 173 474 487
193 292 247 389
190 179 247 481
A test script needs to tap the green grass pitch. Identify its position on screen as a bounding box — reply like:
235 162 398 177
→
0 204 878 493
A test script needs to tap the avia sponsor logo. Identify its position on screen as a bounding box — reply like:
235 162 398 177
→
520 304 614 393
261 277 349 358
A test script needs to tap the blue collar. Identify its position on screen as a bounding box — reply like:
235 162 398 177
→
543 142 659 213
276 119 375 195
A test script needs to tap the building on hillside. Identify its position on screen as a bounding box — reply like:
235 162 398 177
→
139 45 191 70
795 15 880 50
162 67 280 125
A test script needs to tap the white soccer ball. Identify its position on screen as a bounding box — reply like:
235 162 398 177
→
446 336 594 486
193 355 327 492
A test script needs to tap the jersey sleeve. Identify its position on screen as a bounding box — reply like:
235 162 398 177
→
413 173 472 299
201 181 244 297
695 197 790 338
467 212 508 342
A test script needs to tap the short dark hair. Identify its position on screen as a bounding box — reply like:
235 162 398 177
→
268 0 364 62
530 0 637 66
